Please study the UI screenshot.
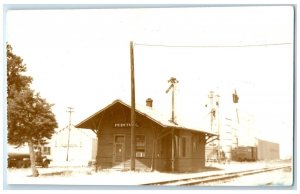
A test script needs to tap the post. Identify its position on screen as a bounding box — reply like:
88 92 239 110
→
208 91 214 131
166 77 178 123
235 106 240 124
130 41 136 171
215 94 221 162
171 129 175 172
233 89 240 124
66 107 74 161
171 86 175 122
95 131 101 172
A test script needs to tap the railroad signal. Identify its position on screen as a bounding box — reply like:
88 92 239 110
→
232 89 239 103
166 77 179 124
232 89 240 124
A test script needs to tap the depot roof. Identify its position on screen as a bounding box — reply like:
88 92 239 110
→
75 99 216 136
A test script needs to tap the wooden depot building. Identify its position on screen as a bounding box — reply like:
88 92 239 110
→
75 99 216 172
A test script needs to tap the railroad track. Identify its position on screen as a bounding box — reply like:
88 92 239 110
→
142 165 291 186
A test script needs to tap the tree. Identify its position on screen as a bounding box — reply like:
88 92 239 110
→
6 44 32 98
7 44 58 177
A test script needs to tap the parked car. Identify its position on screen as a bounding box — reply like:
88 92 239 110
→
8 152 51 168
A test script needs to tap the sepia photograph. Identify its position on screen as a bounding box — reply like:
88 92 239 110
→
3 4 295 189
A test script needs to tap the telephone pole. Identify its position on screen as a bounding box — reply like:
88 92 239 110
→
130 41 136 171
208 91 215 132
66 107 74 161
215 94 221 162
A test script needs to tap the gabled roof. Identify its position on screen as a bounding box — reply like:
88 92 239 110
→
75 99 216 136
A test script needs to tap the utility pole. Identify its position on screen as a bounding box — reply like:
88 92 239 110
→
215 94 220 135
208 91 221 161
208 91 215 132
232 89 240 151
215 94 221 162
66 107 74 161
130 41 136 171
166 77 179 123
166 77 178 172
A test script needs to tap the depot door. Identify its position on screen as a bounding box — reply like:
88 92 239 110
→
113 135 125 165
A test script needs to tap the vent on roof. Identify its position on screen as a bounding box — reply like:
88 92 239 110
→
146 98 153 108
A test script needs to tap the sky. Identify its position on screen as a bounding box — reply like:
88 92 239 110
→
5 6 294 158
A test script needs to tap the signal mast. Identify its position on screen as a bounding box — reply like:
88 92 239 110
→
166 77 179 124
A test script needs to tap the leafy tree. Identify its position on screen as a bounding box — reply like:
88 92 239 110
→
7 44 58 177
6 44 32 98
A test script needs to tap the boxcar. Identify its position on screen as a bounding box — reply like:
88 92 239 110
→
231 146 257 162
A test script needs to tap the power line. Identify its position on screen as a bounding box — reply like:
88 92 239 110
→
55 126 68 134
134 42 292 48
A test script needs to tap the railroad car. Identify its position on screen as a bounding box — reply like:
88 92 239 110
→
231 146 257 162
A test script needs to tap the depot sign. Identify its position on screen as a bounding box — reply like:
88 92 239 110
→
113 123 140 128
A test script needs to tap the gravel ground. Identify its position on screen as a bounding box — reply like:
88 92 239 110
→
5 160 293 186
215 167 293 186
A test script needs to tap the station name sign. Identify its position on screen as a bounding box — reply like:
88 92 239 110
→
113 123 140 128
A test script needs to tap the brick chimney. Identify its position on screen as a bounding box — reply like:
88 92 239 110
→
146 98 153 108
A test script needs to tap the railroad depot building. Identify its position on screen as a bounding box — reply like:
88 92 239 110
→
75 99 216 172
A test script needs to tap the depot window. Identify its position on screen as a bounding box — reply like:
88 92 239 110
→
136 135 146 158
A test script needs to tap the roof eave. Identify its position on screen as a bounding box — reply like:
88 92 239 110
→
165 125 218 136
75 99 217 136
75 99 122 128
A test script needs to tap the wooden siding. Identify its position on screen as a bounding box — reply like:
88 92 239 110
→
93 102 207 172
174 131 206 172
96 103 158 170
